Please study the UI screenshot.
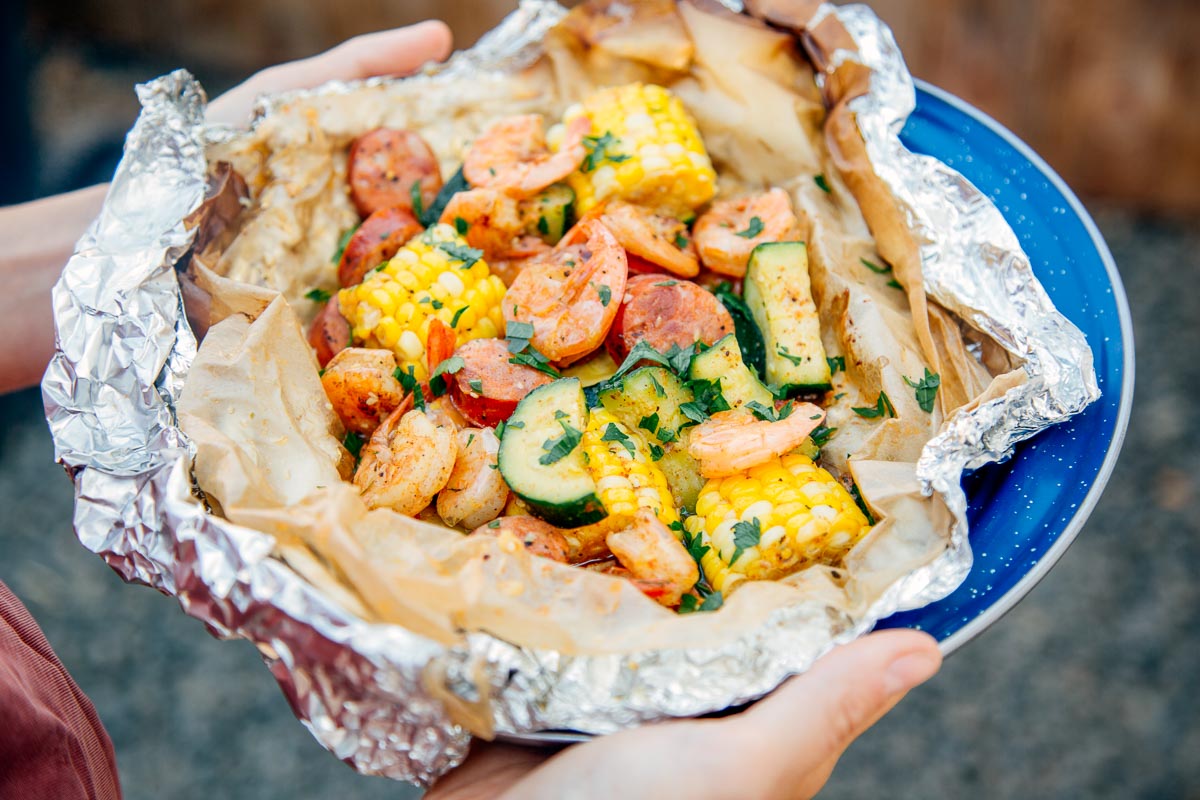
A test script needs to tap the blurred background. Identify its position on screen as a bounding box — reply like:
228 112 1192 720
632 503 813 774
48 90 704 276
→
0 1 1196 798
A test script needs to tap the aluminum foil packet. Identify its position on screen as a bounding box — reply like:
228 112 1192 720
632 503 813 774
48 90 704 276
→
42 0 1099 786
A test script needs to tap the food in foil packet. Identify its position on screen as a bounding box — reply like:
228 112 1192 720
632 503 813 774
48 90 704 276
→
49 0 1099 781
188 0 1022 662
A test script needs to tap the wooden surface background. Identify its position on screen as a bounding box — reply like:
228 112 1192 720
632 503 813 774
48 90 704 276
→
27 0 1200 215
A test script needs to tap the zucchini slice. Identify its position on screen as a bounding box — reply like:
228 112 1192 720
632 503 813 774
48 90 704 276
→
687 333 774 410
744 242 831 394
598 367 691 440
498 378 605 527
599 367 704 511
531 183 576 245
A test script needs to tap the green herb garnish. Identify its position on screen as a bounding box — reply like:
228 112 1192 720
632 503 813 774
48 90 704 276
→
449 306 468 328
601 422 636 455
860 257 891 275
394 365 426 411
539 417 583 465
903 368 941 413
730 517 762 566
735 216 765 239
342 431 365 460
330 225 359 264
814 173 832 194
827 355 846 374
581 131 631 173
437 241 484 269
305 288 332 303
852 391 896 419
410 180 424 221
454 216 470 235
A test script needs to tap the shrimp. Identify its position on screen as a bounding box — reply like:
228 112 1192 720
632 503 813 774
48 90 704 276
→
437 427 509 529
687 403 826 478
321 348 407 435
463 115 591 197
502 217 628 365
469 515 571 563
598 201 699 277
354 406 457 515
692 188 801 277
605 510 699 607
439 188 550 274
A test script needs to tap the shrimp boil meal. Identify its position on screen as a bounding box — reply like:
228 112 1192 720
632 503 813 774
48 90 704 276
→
299 81 873 611
180 0 1009 642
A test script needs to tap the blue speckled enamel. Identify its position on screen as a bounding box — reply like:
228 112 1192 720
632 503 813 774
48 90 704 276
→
874 85 1129 642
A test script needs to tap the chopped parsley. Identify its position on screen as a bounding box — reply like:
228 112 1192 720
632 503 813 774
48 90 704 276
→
469 378 483 394
648 372 666 397
679 591 723 614
648 443 665 461
330 224 359 264
730 517 762 566
860 257 891 275
581 131 631 173
431 298 444 310
680 376 731 424
487 519 501 529
903 368 941 413
305 288 332 303
776 345 805 366
595 283 612 307
509 348 562 378
454 216 470 235
437 241 484 269
505 320 535 353
746 399 793 422
638 412 660 435
674 232 689 249
601 422 636 455
538 417 583 465
678 523 724 614
814 173 832 194
537 216 550 236
809 425 837 448
394 365 426 411
827 355 846 374
656 426 679 443
410 180 424 221
887 278 904 290
654 280 679 287
428 356 465 396
342 431 365 460
852 391 896 419
465 433 475 449
449 306 468 328
735 216 765 239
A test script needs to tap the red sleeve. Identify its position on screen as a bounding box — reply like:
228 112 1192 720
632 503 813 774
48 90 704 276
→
0 580 122 800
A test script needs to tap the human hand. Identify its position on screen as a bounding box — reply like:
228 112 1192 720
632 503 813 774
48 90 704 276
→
205 21 452 126
0 20 452 395
426 629 941 800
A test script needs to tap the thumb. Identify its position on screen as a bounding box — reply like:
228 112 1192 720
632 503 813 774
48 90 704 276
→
735 629 941 797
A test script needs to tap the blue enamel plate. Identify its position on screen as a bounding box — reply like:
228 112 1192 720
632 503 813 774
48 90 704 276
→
874 81 1134 649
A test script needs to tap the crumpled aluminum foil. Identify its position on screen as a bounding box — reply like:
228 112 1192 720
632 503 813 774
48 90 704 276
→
42 0 1099 785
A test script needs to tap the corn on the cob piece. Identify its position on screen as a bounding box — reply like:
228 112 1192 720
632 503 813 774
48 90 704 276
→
581 408 679 529
685 453 871 594
559 83 717 217
338 223 508 381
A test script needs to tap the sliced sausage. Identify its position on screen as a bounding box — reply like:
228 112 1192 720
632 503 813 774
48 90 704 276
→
605 274 735 362
337 206 423 287
308 297 351 367
449 338 555 426
348 128 443 218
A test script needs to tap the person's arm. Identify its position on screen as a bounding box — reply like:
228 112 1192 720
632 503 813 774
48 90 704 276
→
0 184 108 394
0 21 451 396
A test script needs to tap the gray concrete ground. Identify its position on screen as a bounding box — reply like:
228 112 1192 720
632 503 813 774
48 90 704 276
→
0 208 1196 798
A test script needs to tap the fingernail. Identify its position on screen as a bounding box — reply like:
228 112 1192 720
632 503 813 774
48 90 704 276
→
884 651 940 695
